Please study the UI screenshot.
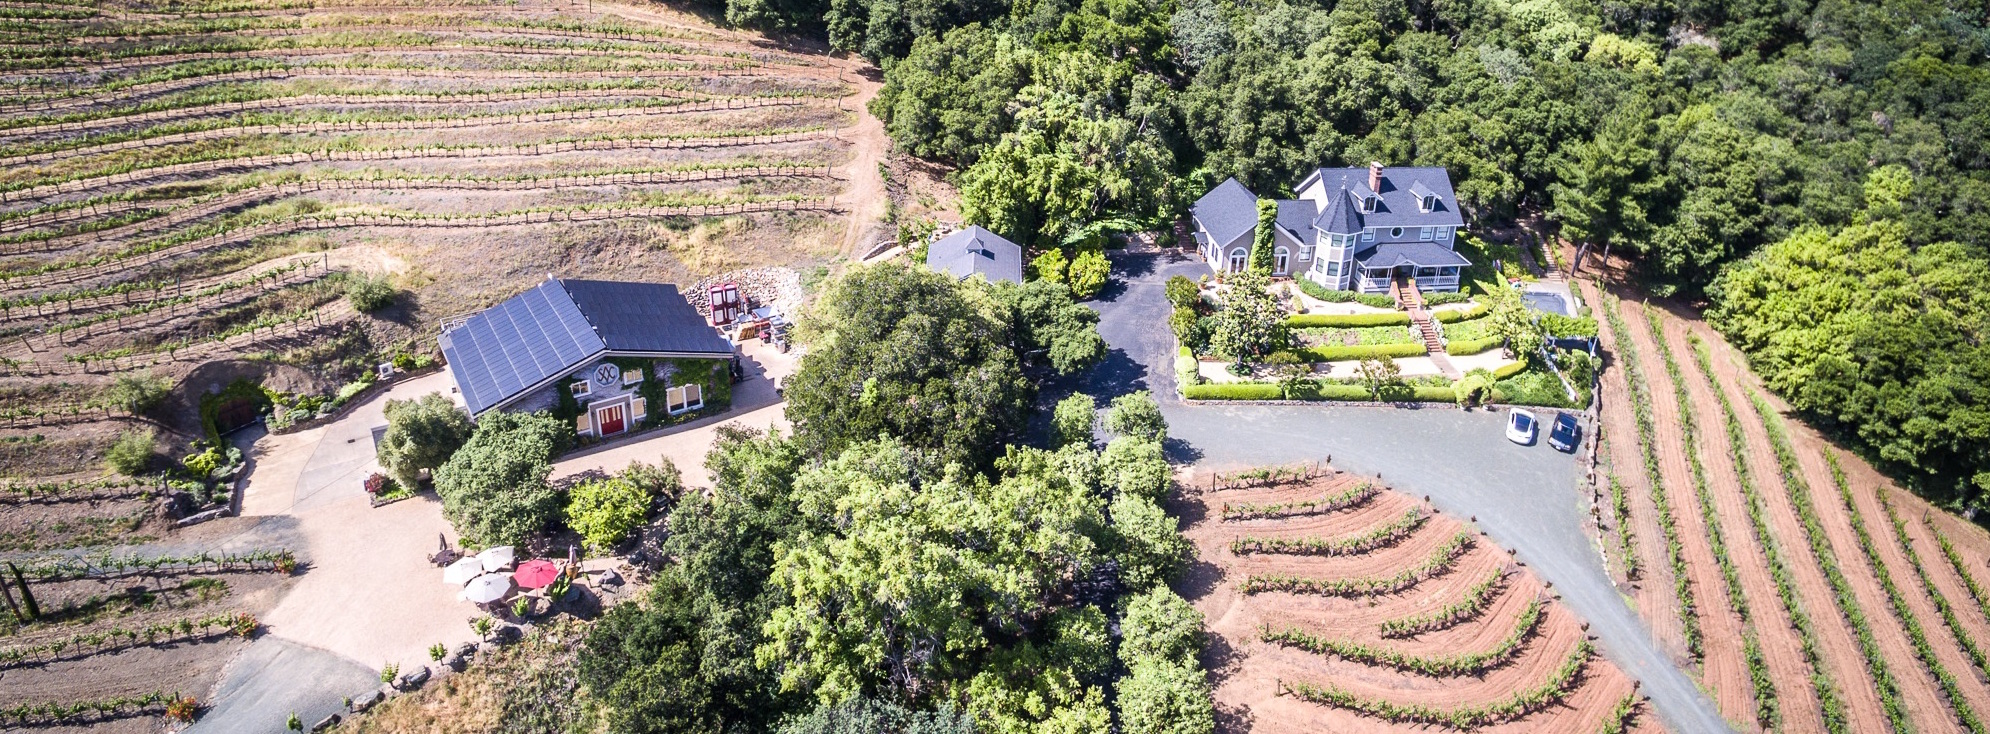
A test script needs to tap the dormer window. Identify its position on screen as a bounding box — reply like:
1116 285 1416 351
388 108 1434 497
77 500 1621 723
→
1420 194 1436 212
1363 196 1377 213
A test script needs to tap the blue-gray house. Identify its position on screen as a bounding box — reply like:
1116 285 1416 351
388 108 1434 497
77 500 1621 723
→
925 225 1024 284
438 278 735 439
1190 163 1470 293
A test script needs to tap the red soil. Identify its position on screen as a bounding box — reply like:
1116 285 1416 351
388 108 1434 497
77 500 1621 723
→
1652 310 1825 732
1608 293 1752 723
1184 471 1646 733
1583 279 1689 660
1687 318 1891 732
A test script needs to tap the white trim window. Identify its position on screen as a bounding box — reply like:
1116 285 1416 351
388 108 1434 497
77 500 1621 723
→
1228 248 1248 272
622 368 645 386
1419 227 1434 241
570 381 591 397
631 397 647 421
667 383 703 414
1361 229 1375 242
1274 247 1289 274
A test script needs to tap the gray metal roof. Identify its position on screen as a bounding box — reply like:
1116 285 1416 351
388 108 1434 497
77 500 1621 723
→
1313 186 1364 234
1273 199 1317 247
926 225 1023 284
1296 166 1466 229
1355 241 1473 269
440 278 731 415
1190 177 1258 245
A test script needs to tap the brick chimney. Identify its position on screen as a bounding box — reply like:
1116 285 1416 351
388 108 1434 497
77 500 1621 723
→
1368 161 1384 193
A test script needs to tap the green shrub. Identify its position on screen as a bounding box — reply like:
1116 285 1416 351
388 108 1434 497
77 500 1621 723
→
1491 370 1572 407
1284 382 1373 400
1121 585 1206 665
1164 276 1200 308
1411 385 1458 402
1287 312 1410 328
1101 436 1172 501
1111 493 1191 590
1492 360 1529 379
1052 393 1097 448
1183 383 1282 400
105 427 156 475
105 373 171 415
1422 291 1473 305
1174 350 1202 390
1434 302 1492 322
1446 335 1503 355
1116 659 1215 734
1292 277 1396 308
1542 313 1600 337
345 273 397 312
566 475 656 552
1068 249 1109 298
1105 391 1167 442
433 411 570 548
1295 343 1425 361
1031 248 1068 282
377 392 474 492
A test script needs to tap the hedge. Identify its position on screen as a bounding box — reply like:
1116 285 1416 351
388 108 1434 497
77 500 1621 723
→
1287 312 1410 328
1445 336 1502 356
1492 361 1528 379
1183 383 1282 400
1293 343 1426 362
1434 302 1492 322
1292 277 1396 308
1185 381 1455 403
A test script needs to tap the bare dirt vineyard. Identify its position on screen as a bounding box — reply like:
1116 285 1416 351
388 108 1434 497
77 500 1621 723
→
1581 251 1990 734
1181 467 1649 733
0 0 869 726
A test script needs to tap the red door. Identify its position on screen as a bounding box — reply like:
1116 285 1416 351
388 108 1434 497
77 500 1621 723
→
597 405 625 436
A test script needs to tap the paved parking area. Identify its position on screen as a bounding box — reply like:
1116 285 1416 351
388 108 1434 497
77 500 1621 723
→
1088 249 1730 734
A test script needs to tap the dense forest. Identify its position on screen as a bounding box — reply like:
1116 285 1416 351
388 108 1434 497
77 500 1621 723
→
710 0 1990 507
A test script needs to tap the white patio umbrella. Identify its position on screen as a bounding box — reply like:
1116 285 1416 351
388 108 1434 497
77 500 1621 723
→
460 572 512 604
443 556 485 585
477 545 515 573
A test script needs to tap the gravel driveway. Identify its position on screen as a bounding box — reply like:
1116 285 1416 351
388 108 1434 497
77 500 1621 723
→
1088 249 1731 733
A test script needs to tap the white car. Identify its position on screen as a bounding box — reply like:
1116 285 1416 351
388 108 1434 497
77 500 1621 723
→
1506 409 1538 446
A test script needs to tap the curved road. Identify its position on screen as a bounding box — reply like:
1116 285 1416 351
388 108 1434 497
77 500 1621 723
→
1086 249 1732 733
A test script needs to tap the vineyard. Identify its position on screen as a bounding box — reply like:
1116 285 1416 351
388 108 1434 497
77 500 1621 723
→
1182 467 1649 732
1580 257 1990 733
0 0 865 726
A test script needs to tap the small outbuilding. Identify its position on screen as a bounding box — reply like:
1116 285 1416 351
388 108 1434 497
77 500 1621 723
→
438 277 735 439
925 225 1024 284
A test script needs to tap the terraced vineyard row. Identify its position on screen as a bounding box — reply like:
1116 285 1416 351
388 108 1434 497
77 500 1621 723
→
1184 468 1646 733
0 2 863 720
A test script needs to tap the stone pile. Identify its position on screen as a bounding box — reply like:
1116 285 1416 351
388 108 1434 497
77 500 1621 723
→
685 267 805 318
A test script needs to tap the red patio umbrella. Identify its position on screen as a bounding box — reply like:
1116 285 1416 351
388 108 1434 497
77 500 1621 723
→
513 559 560 589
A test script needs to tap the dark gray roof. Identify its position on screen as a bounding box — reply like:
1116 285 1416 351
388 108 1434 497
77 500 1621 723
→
1355 241 1473 269
1273 199 1317 247
926 225 1023 284
1191 178 1258 245
1313 186 1364 234
440 278 731 415
1296 166 1466 229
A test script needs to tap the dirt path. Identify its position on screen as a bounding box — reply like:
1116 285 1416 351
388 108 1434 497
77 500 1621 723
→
832 55 889 256
1659 310 1824 732
1583 279 1687 660
1695 324 1893 733
1612 296 1750 723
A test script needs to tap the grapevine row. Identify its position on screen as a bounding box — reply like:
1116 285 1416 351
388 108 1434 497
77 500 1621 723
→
1689 336 1850 733
0 612 257 667
1925 518 1990 628
1241 532 1473 596
0 690 186 726
1263 598 1542 676
1220 482 1375 520
1749 391 1911 733
1279 641 1592 728
1645 307 1775 728
1229 508 1425 556
1598 295 1699 659
1377 567 1508 638
1832 454 1987 733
